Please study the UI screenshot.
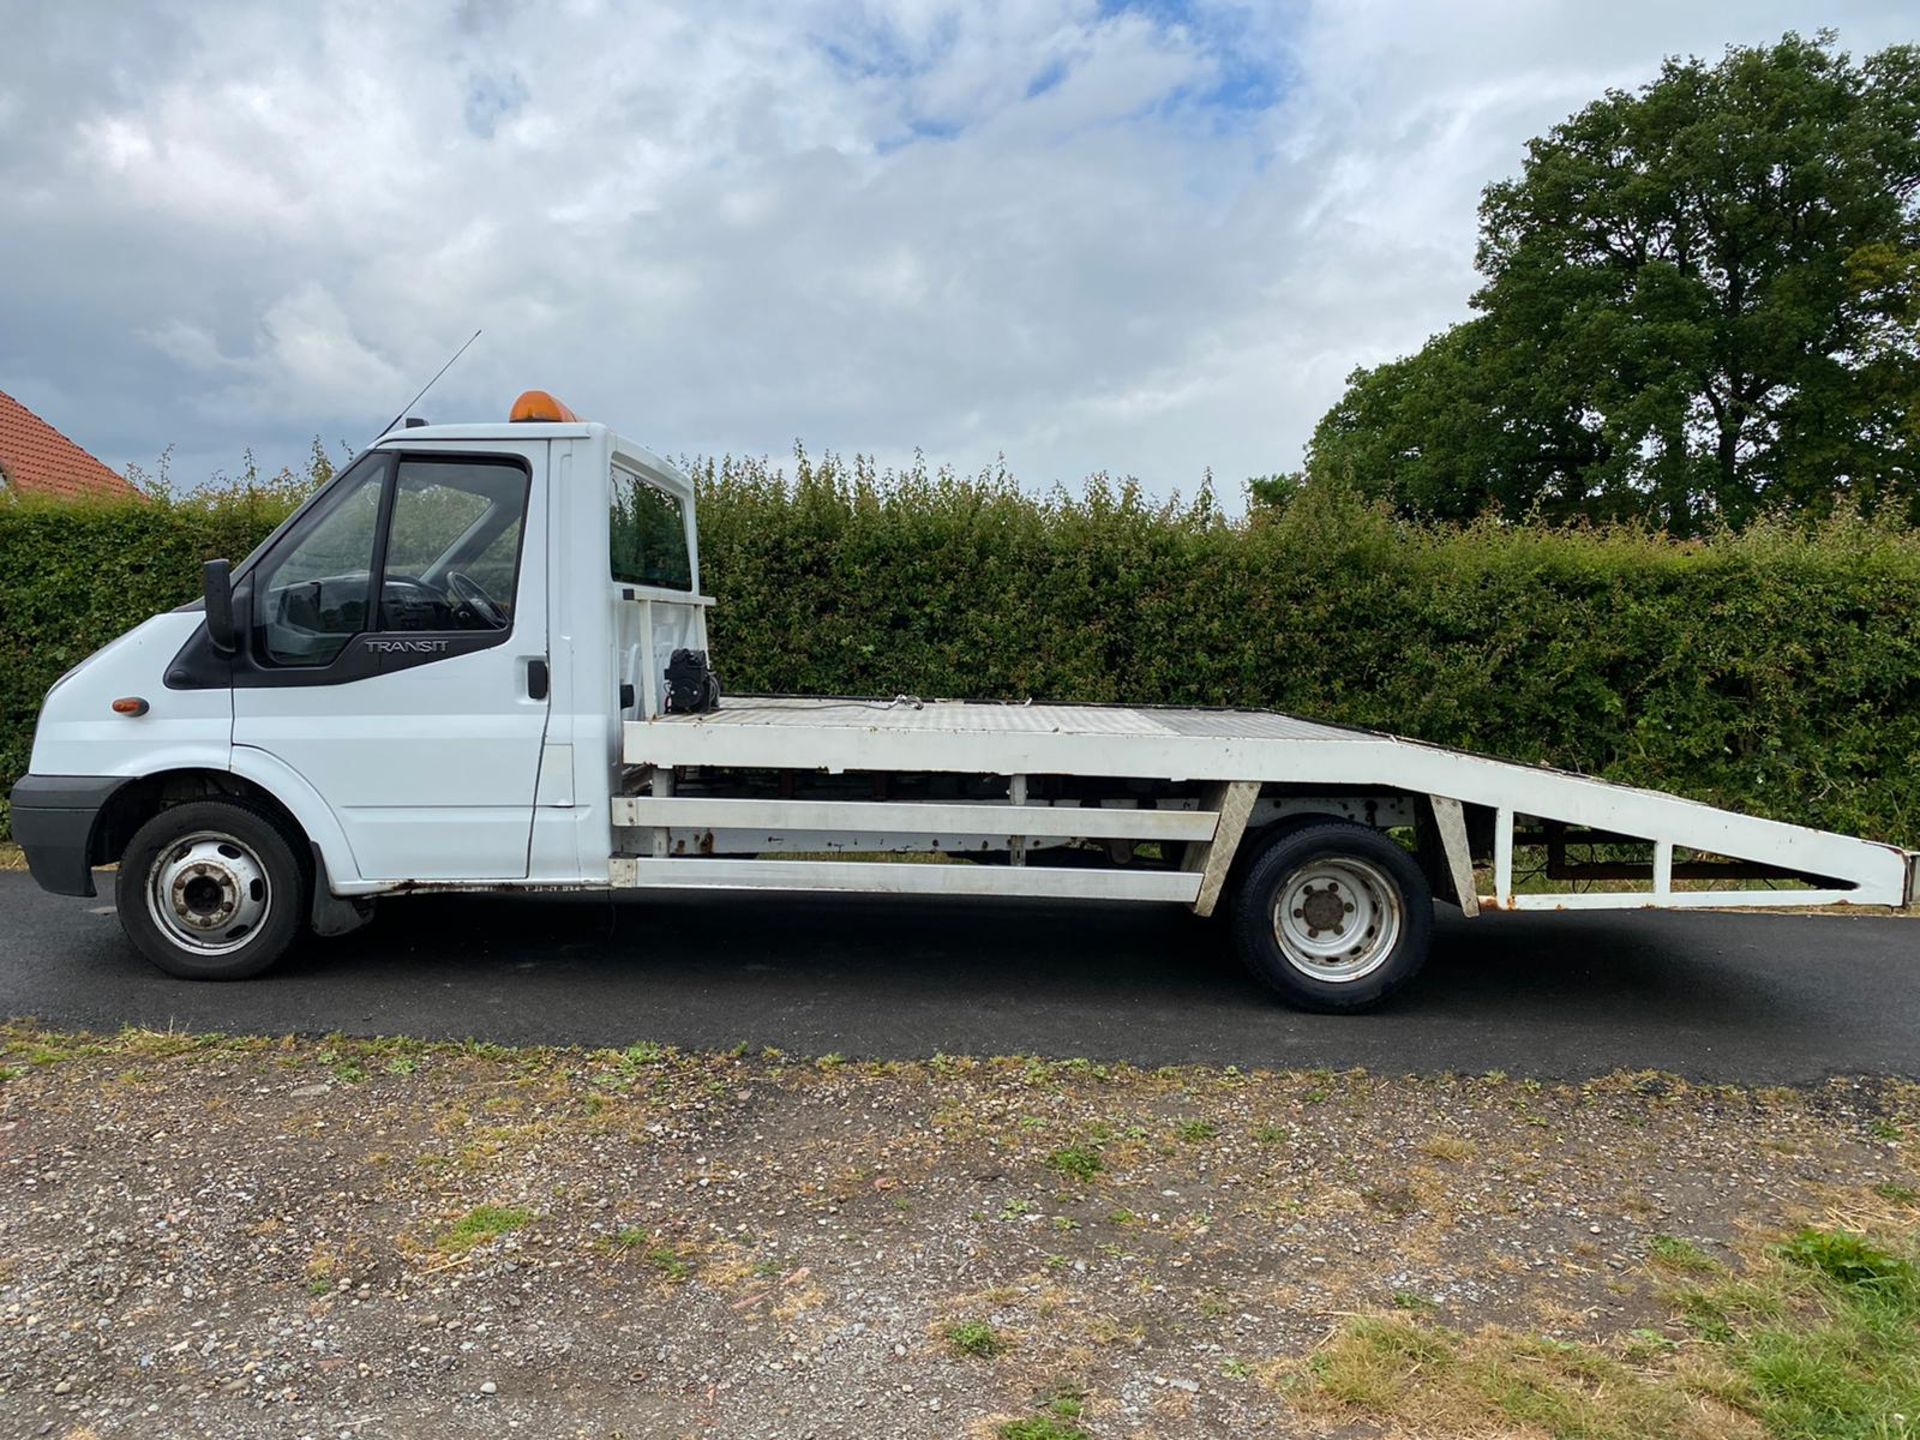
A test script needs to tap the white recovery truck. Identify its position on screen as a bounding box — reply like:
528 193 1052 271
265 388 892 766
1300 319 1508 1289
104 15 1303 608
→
12 392 1916 1011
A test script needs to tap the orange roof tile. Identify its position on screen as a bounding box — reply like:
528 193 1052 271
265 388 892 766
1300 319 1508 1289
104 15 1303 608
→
0 388 142 503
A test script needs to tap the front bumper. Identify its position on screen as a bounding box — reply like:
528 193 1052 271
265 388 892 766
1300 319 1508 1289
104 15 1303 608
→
8 774 126 898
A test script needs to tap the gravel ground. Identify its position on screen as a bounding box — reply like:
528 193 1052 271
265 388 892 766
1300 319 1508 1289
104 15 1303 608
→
1 1027 1915 1439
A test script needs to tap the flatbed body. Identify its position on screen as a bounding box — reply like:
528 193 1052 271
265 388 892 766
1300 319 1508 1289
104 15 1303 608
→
616 696 1914 912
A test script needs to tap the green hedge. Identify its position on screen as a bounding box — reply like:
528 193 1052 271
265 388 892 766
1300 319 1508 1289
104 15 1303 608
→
1 489 299 839
4 454 1918 846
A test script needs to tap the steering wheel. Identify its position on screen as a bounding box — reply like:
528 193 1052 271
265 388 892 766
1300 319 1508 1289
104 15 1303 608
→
446 570 508 629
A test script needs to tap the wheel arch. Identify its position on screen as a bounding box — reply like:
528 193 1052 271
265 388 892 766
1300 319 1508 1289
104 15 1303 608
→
91 759 357 895
226 749 360 889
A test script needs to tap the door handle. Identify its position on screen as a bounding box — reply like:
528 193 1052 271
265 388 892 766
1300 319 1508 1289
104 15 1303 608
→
527 658 549 701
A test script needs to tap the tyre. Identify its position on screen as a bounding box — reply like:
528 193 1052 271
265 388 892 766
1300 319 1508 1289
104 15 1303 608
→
1230 820 1432 1013
115 800 307 980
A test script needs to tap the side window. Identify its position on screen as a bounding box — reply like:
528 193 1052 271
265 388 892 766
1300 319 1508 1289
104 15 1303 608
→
610 466 692 591
379 460 529 633
255 458 385 667
253 454 531 667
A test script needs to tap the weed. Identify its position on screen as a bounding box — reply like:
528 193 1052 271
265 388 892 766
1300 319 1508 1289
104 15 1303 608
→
998 1418 1086 1440
304 1245 342 1298
1176 1119 1219 1142
1874 1181 1919 1204
1778 1227 1917 1298
596 1227 650 1255
1045 1387 1085 1418
1623 1327 1678 1360
1046 1145 1102 1182
436 1205 532 1254
645 1245 694 1282
1360 1182 1420 1218
1418 1134 1475 1164
1251 1124 1292 1144
597 1228 693 1280
946 1319 1004 1358
1648 1234 1718 1274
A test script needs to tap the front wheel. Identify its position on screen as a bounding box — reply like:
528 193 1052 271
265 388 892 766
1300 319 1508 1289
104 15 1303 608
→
1230 821 1432 1013
116 800 307 979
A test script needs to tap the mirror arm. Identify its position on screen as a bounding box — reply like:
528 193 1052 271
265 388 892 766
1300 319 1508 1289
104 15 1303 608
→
203 559 237 656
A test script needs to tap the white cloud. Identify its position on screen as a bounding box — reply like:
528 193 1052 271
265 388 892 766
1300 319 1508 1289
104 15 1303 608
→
0 0 1913 500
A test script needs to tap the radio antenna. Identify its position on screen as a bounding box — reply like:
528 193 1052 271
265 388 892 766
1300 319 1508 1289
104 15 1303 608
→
376 328 482 439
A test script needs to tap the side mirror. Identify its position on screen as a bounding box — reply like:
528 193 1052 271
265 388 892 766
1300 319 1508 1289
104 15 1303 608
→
202 558 237 655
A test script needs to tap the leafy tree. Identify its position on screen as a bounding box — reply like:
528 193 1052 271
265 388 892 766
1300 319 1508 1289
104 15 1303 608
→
1245 471 1303 511
1298 32 1920 532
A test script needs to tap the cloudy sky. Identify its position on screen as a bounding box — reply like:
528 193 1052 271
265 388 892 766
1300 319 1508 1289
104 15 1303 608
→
1 1 1913 502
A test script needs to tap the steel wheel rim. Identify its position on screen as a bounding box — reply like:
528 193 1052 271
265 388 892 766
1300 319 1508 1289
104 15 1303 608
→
145 831 271 955
1271 855 1402 983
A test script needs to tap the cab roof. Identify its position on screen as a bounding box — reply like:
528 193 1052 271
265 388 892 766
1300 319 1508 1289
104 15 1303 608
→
370 419 692 492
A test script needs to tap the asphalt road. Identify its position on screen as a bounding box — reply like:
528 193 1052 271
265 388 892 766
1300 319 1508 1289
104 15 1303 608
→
1 870 1914 1082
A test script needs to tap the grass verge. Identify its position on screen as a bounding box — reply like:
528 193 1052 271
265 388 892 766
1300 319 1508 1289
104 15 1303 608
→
1293 1219 1920 1438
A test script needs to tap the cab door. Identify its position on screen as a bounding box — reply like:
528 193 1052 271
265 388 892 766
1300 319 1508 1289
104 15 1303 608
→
232 443 549 881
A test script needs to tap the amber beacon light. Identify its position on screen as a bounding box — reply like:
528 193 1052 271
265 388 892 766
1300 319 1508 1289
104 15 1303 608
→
508 389 581 423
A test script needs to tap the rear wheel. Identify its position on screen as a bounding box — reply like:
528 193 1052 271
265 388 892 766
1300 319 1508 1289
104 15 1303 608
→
116 800 307 980
1231 821 1432 1012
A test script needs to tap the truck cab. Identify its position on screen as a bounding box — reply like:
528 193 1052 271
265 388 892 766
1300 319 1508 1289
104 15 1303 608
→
11 394 707 973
